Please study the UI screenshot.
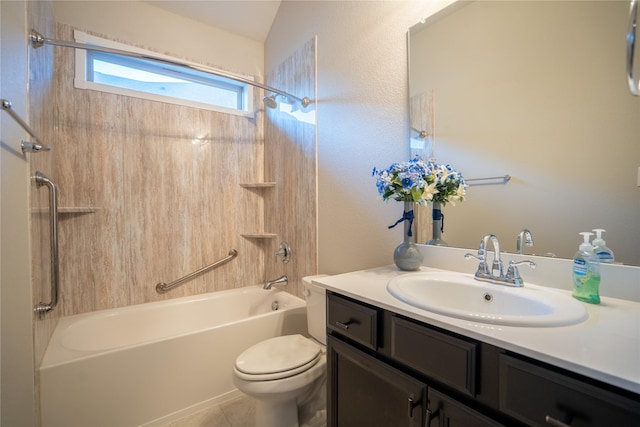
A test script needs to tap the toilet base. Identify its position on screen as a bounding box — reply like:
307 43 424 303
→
255 398 299 427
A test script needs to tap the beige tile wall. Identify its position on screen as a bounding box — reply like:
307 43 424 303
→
29 17 316 368
43 23 267 316
265 38 318 297
410 91 434 244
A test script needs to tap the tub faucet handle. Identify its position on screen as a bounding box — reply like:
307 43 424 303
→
275 242 292 264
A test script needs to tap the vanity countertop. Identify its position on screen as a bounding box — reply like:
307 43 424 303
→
314 265 640 395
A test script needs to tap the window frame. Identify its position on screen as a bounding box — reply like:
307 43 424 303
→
73 30 255 117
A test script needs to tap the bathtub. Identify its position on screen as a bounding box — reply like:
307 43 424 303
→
39 285 307 427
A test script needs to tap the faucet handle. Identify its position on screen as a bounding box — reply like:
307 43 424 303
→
465 252 490 276
464 252 484 262
504 260 536 285
275 242 292 263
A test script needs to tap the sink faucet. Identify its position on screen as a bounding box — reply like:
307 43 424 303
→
465 234 536 287
516 229 534 254
483 234 503 278
263 275 288 290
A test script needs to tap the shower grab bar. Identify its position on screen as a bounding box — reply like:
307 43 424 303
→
34 172 60 314
155 249 238 293
627 0 639 96
28 30 311 108
1 99 52 153
466 174 511 185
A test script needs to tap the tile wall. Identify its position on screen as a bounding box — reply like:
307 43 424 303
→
28 6 317 370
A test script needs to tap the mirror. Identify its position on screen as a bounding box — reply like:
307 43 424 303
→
409 0 640 266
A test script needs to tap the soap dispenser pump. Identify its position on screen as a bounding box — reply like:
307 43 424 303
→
572 232 600 304
592 228 615 264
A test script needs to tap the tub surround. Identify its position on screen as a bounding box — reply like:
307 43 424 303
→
28 11 316 382
314 248 640 395
264 37 318 299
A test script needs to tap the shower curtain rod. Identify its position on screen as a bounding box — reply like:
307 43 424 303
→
29 30 311 108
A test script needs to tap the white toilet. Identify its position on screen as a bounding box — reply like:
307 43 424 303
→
232 276 327 427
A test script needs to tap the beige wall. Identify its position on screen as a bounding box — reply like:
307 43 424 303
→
1 1 37 424
53 0 264 78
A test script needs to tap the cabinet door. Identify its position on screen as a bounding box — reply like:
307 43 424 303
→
500 354 640 427
328 335 427 427
427 388 506 427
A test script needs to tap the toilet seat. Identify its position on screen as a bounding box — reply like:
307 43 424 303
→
234 334 322 381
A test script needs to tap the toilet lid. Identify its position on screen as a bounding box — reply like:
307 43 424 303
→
235 334 321 379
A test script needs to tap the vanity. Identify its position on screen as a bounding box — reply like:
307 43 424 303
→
315 253 640 427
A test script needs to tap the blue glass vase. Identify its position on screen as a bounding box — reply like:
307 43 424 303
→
426 202 448 246
393 202 423 271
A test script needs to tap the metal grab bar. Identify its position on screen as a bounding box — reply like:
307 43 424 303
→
34 172 59 314
155 249 238 293
1 99 52 153
28 30 311 108
466 174 511 185
627 0 639 96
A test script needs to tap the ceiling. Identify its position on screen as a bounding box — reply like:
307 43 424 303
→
146 1 282 42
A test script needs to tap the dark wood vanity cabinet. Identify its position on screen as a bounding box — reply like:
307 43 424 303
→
328 335 427 426
326 291 640 427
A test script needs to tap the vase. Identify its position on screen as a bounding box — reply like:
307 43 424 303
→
426 202 448 246
392 201 423 271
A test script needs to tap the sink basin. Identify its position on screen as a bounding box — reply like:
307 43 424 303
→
387 272 588 327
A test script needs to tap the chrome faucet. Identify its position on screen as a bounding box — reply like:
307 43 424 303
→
263 275 288 290
465 234 536 287
516 229 534 254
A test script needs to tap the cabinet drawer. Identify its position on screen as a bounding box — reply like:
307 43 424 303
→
391 315 478 396
327 293 379 350
500 354 640 427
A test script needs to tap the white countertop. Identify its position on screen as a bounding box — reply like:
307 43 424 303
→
314 264 640 395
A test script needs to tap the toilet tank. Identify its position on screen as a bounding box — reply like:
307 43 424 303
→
302 275 328 345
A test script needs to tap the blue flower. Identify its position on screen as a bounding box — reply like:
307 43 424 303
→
372 156 467 205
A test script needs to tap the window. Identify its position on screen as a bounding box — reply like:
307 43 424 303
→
74 31 254 116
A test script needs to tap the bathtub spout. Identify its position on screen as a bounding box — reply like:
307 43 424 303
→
264 275 288 290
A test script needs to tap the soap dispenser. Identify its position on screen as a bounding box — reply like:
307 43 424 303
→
572 232 600 304
592 228 615 263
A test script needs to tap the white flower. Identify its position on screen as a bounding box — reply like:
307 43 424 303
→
447 184 467 207
420 182 439 202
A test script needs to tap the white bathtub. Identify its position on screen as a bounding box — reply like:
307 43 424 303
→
39 285 307 427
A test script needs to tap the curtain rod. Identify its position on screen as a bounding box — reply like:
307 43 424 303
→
29 30 311 108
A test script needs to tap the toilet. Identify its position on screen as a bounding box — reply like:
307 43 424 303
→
232 276 327 427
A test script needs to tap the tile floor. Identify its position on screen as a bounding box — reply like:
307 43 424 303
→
164 395 256 427
162 394 327 427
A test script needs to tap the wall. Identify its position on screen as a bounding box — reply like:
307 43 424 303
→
53 0 264 78
30 1 269 321
28 0 317 362
266 0 453 274
1 0 37 424
265 37 318 297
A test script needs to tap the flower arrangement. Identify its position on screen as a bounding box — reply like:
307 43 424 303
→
372 157 467 206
